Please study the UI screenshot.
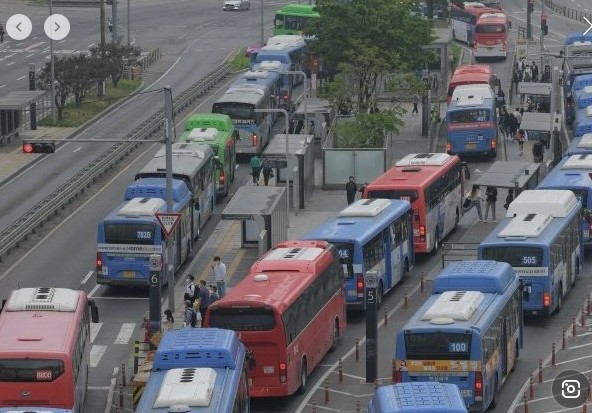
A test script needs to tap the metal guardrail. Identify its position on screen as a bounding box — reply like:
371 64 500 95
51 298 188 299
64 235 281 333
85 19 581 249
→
440 242 479 268
0 61 232 261
543 0 592 24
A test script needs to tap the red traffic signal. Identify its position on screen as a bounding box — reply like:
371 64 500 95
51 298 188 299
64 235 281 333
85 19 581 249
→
528 0 534 12
23 142 55 154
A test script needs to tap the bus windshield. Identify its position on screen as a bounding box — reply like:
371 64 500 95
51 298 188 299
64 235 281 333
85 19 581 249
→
209 307 276 331
104 223 156 245
212 103 255 120
404 333 472 360
0 359 65 382
333 242 354 278
480 246 543 267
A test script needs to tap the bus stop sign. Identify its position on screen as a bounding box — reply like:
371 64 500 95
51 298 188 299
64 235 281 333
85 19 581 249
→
155 212 181 238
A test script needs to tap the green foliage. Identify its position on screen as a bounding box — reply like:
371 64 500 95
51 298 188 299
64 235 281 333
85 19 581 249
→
387 73 428 97
333 108 405 148
450 43 461 73
89 43 142 87
230 49 251 72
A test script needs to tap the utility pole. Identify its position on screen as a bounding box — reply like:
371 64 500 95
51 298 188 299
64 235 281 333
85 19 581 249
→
49 0 56 124
100 0 106 47
260 0 264 46
540 0 545 71
111 0 118 44
163 86 175 312
526 0 533 40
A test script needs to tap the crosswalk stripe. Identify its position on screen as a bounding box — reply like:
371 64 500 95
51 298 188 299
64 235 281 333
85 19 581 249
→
90 345 107 368
114 323 136 345
90 322 102 343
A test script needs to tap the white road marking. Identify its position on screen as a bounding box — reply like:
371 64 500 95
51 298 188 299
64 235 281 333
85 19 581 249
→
90 322 102 343
6 62 14 66
73 146 83 153
88 386 111 390
88 284 101 298
81 270 94 284
90 345 107 368
114 323 136 345
25 41 46 51
16 75 25 80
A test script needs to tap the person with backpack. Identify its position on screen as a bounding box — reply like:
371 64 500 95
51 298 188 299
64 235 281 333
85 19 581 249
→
209 285 220 304
183 274 196 304
184 300 196 328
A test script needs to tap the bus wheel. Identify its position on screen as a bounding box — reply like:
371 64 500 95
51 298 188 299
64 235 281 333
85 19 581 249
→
195 216 201 241
297 359 308 395
431 229 441 256
554 287 563 314
329 319 339 352
452 29 456 40
489 376 498 409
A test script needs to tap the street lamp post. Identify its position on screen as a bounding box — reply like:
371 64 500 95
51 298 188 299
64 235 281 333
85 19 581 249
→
49 0 56 123
254 108 290 227
127 0 131 47
260 0 265 46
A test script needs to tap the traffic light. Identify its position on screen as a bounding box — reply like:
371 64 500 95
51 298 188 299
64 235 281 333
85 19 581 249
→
528 0 534 13
23 142 55 154
541 15 548 35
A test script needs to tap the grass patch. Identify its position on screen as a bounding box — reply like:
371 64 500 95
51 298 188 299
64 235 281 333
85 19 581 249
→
39 79 141 127
230 48 251 72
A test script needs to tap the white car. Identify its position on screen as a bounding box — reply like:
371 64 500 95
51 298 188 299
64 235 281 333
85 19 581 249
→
223 0 250 11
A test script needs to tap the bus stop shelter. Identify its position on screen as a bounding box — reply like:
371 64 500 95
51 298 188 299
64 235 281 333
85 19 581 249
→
221 186 288 256
518 82 552 112
0 90 48 145
473 161 541 196
518 112 561 149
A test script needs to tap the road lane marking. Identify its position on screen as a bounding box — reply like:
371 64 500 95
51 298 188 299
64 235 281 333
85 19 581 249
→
114 323 136 345
88 284 100 298
25 41 46 51
16 75 25 80
90 322 102 343
90 345 107 368
81 270 94 284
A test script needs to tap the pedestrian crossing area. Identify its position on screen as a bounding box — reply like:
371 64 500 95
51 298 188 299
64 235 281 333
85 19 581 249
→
90 322 138 368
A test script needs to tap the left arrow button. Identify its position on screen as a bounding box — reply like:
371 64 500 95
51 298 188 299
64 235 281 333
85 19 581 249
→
6 14 32 40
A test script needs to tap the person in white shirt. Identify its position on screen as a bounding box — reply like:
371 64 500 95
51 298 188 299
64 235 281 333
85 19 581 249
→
212 256 227 298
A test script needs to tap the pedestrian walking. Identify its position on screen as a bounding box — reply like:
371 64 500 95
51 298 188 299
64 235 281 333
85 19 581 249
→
484 186 497 222
261 157 273 186
197 280 210 322
412 93 421 115
183 274 196 304
211 256 226 298
470 185 484 222
516 129 528 155
184 300 197 328
250 154 262 185
504 189 514 210
345 176 357 205
531 61 539 82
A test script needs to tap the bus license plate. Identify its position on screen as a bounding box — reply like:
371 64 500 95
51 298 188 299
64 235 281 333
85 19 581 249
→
347 290 358 297
123 271 136 279
461 389 472 397
466 143 476 149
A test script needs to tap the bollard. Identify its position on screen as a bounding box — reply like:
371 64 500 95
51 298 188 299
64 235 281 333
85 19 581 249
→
133 341 140 375
563 327 567 350
324 379 329 404
420 273 425 293
524 391 529 413
375 378 378 391
582 307 586 327
552 342 556 367
588 296 591 316
583 403 588 413
403 286 408 308
529 374 534 400
338 359 343 384
121 363 127 387
538 358 543 383
356 400 361 413
355 338 359 362
392 359 397 383
119 384 124 407
384 305 388 326
589 375 592 401
312 399 317 413
573 314 577 336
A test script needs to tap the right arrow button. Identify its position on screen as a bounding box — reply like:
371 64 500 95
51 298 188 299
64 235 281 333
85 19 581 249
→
44 14 70 41
584 16 592 36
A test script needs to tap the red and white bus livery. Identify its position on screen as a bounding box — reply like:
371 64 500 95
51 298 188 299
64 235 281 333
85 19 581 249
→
204 240 346 397
474 12 509 60
0 287 99 413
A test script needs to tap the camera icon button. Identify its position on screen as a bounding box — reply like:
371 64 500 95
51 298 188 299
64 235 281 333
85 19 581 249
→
552 370 589 408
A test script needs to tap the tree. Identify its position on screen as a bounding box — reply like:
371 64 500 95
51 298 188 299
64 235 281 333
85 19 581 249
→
89 43 141 87
333 108 405 148
308 0 435 112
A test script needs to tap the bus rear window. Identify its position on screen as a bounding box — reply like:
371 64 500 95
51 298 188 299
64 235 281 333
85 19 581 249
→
476 24 506 33
212 103 255 121
481 246 543 267
0 359 65 382
209 307 276 331
104 223 156 245
404 333 471 360
366 190 418 204
334 242 354 278
449 109 491 123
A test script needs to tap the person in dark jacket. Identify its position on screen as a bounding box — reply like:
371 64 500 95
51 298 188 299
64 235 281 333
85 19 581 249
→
345 176 357 205
484 186 498 222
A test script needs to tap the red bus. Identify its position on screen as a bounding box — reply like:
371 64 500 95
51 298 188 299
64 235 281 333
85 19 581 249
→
362 153 464 255
204 240 346 397
474 11 509 60
0 287 99 412
447 64 496 103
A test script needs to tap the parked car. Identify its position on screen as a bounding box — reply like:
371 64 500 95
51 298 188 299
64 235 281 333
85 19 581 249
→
223 0 250 11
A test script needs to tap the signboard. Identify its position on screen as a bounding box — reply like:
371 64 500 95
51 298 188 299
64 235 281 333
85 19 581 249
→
155 212 182 238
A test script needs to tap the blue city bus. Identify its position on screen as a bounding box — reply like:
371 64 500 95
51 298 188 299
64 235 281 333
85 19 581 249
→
134 328 250 413
565 33 592 46
252 60 291 109
231 69 282 123
96 178 193 286
538 155 592 247
565 133 592 157
212 75 279 158
575 113 592 138
368 383 468 413
446 94 497 157
135 143 215 240
394 260 523 412
478 190 583 315
301 198 415 310
567 83 592 126
252 35 308 87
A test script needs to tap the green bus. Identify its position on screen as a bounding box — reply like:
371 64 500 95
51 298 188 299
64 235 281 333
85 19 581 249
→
273 4 320 36
180 113 237 197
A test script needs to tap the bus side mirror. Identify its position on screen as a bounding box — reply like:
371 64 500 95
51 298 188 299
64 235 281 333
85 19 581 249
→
89 299 100 323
